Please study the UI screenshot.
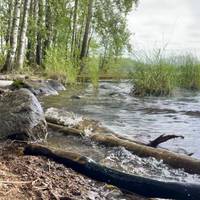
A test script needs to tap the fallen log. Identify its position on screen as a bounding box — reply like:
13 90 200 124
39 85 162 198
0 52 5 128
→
47 120 181 147
48 122 83 137
46 114 184 148
24 144 200 200
91 134 200 175
46 121 200 175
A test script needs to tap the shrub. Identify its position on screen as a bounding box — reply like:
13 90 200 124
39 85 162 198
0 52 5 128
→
44 47 78 85
85 57 99 88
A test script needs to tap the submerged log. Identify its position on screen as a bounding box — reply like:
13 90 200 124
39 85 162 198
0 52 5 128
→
46 121 200 175
24 144 200 200
48 122 82 137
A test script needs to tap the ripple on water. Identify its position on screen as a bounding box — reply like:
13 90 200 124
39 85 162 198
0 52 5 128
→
48 133 200 184
43 81 200 185
101 147 200 183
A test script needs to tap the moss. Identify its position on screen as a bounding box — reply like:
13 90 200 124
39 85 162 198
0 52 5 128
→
11 79 31 90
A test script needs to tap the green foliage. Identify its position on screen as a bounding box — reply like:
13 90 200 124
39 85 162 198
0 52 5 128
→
131 63 176 96
131 53 200 96
0 0 138 74
12 79 24 89
65 60 79 85
98 57 136 79
44 47 79 85
86 57 99 88
11 79 30 89
178 56 200 90
0 53 6 69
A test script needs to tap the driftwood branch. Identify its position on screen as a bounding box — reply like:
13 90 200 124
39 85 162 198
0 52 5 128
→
46 121 200 175
24 144 200 200
48 122 83 137
148 134 184 148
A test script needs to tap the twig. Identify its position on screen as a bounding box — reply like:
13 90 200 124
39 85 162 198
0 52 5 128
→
0 180 32 184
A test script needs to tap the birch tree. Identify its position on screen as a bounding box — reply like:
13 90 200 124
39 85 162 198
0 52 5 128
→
0 0 138 73
3 0 21 71
16 0 31 69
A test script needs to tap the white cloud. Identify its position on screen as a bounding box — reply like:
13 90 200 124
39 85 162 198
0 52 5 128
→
128 0 200 56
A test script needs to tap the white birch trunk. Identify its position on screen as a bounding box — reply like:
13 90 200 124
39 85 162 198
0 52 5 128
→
4 0 21 71
16 0 31 69
5 0 14 45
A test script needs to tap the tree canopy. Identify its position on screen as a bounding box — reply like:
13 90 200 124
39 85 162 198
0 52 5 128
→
0 0 138 75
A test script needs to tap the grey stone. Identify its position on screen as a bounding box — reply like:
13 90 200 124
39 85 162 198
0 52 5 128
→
0 89 47 140
10 79 66 96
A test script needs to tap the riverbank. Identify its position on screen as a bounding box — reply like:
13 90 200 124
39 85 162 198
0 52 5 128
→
1 74 200 199
0 142 148 200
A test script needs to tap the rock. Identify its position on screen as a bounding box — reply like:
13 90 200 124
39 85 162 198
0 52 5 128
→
0 89 47 140
30 81 59 96
71 95 81 99
10 79 66 96
47 79 66 91
100 83 120 90
0 80 13 88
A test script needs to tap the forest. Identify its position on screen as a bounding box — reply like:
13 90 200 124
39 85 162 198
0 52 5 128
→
0 0 138 83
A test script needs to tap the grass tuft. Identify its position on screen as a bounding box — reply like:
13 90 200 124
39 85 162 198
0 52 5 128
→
178 55 200 90
131 62 176 96
131 51 200 96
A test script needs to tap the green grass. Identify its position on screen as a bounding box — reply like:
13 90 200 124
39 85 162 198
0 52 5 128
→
178 55 200 90
131 62 176 96
86 57 99 88
131 53 200 96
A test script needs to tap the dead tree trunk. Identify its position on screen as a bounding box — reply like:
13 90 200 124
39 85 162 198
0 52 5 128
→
24 144 200 200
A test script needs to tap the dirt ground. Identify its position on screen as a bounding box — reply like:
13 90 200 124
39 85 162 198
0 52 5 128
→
0 141 149 200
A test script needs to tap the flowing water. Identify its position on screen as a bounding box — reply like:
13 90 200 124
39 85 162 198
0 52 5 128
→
42 81 200 184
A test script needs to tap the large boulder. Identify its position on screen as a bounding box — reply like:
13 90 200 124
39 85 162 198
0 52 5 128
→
0 89 47 140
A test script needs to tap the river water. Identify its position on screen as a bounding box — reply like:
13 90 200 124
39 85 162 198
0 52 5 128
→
43 81 200 184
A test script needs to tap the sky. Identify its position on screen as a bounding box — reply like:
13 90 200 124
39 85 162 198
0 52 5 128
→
128 0 200 57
